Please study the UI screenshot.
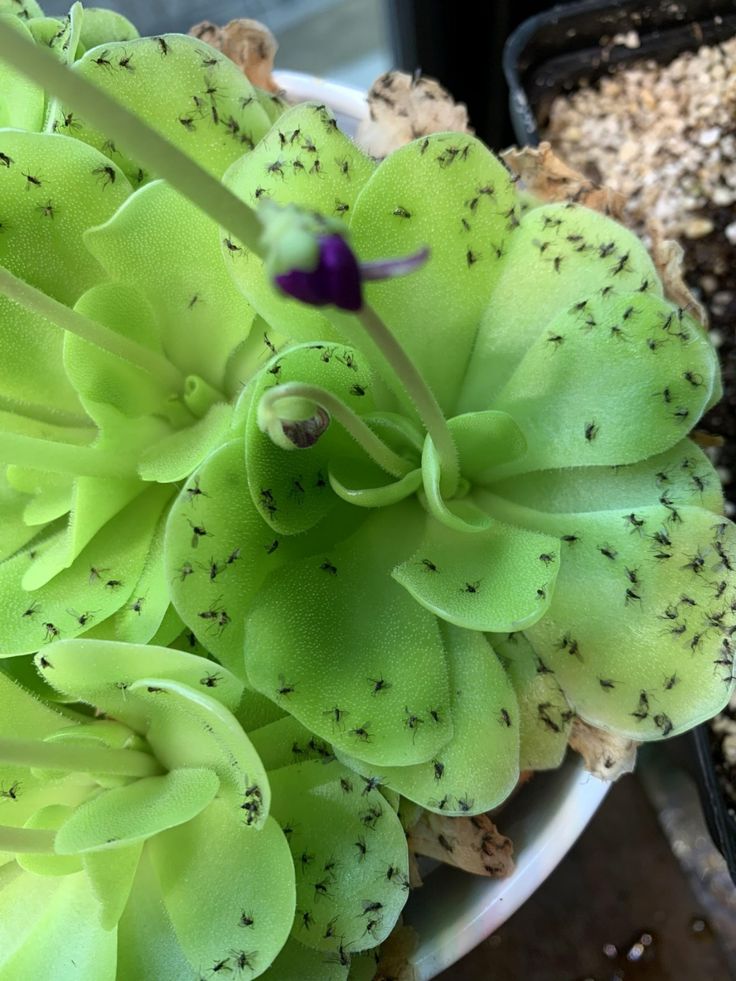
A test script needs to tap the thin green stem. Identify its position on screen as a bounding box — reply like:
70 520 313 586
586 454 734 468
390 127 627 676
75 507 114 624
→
0 432 138 478
259 382 414 478
357 304 460 495
0 738 163 778
0 825 57 854
0 266 184 391
0 21 264 256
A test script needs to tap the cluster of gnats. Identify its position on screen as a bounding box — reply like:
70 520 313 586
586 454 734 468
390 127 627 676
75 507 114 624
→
0 1 734 979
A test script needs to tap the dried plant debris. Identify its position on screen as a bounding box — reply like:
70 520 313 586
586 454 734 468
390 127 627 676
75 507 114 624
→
372 923 419 981
189 18 279 92
501 142 625 219
569 717 638 780
408 811 514 878
356 70 471 158
647 225 707 329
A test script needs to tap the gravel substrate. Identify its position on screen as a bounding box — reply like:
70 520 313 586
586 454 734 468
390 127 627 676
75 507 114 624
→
543 36 736 817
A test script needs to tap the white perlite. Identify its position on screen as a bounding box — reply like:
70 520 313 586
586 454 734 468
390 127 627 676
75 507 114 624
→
545 36 736 241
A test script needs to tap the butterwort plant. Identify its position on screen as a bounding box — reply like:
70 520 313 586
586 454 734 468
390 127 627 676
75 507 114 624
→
0 1 734 977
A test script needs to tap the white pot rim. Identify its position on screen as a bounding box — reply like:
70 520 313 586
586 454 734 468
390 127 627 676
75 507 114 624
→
273 68 611 979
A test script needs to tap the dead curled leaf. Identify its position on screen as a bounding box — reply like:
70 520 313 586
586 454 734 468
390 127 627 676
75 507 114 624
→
373 923 420 981
407 810 514 878
568 717 638 780
647 222 708 327
356 70 471 158
189 18 279 92
501 141 625 218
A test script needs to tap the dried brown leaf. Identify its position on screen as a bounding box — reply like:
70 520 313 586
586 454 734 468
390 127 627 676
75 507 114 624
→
189 18 279 92
647 221 708 328
356 70 471 158
408 811 514 878
373 923 419 981
569 717 638 780
501 142 625 218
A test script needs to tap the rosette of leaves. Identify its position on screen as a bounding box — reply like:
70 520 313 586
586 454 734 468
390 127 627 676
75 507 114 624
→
0 7 291 660
1 4 735 821
159 100 736 819
0 639 410 978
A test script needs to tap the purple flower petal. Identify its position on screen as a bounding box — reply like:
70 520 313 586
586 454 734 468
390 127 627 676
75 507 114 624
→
360 246 430 281
275 234 362 311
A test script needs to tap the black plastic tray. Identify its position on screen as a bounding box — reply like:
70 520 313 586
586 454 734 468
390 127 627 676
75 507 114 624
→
503 0 736 145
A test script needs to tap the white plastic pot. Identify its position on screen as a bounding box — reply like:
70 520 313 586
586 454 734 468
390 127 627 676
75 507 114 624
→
273 69 610 979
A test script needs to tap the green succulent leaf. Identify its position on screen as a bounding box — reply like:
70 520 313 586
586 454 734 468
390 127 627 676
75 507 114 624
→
248 714 335 771
489 438 723 516
165 439 361 675
492 632 571 771
261 936 351 980
54 766 219 854
461 201 661 410
126 677 271 828
223 102 375 343
0 0 44 21
490 292 719 475
339 624 520 815
450 410 527 483
0 867 116 981
245 503 453 767
64 282 170 424
17 802 82 876
0 129 131 419
83 508 171 644
84 179 256 392
269 759 409 953
349 133 519 412
0 485 169 656
52 34 271 183
34 637 243 717
77 7 139 50
514 504 736 738
152 800 295 979
0 14 45 129
83 838 143 930
138 402 234 483
393 512 559 631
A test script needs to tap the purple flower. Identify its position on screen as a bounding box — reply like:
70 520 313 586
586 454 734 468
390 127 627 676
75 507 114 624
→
274 234 430 312
275 233 362 311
